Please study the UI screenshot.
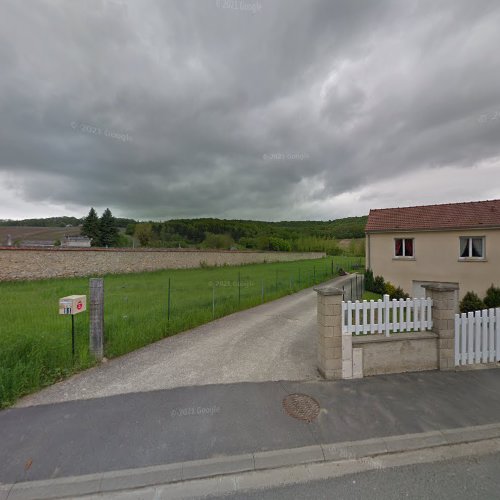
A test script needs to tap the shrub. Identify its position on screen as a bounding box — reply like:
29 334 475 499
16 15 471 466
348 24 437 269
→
460 291 485 314
364 269 374 292
372 276 386 295
203 232 235 249
393 286 410 300
484 284 500 308
384 281 396 298
268 237 292 252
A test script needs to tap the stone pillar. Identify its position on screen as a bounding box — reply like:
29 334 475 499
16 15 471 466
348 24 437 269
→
315 286 350 379
422 283 459 371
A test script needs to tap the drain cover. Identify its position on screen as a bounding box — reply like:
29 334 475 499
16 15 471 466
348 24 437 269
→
282 393 320 422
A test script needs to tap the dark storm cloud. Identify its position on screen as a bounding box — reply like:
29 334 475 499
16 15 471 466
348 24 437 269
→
0 0 500 220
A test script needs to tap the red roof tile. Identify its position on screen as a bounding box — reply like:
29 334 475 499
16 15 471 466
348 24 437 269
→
366 199 500 232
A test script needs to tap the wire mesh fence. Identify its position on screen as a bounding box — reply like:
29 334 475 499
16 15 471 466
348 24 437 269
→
0 256 364 406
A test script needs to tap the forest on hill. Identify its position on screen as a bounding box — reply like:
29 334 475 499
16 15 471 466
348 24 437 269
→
0 215 136 228
130 216 367 255
1 213 367 255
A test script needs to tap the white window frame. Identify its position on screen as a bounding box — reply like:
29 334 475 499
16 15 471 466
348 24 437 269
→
459 236 485 260
394 237 415 258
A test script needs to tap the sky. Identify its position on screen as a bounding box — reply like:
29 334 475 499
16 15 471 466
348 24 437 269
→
0 0 500 222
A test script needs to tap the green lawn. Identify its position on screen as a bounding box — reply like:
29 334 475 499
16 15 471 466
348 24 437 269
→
362 291 383 301
0 255 364 407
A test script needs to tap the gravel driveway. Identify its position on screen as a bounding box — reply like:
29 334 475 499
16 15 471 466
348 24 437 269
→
15 278 348 407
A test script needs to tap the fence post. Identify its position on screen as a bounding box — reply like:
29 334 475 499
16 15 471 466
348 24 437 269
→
422 283 459 370
212 283 215 319
89 278 104 361
384 294 390 337
167 278 171 322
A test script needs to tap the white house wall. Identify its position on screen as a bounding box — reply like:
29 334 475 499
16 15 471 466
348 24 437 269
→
367 228 500 300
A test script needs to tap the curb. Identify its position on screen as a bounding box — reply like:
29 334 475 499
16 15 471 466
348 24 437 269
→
2 422 500 500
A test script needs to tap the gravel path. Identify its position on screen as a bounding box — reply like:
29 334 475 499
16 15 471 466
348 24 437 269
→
15 280 348 407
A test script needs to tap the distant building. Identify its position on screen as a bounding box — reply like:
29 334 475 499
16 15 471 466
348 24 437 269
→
62 236 92 248
20 240 55 248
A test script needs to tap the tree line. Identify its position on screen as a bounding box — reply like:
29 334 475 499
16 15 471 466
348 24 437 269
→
2 210 367 253
129 216 367 255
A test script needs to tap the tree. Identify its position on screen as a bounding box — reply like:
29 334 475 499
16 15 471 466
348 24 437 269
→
98 208 119 247
135 223 153 246
268 237 291 251
202 232 234 249
81 207 100 245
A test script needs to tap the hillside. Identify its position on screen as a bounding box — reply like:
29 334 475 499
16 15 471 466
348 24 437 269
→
132 216 367 254
0 226 82 246
0 215 368 254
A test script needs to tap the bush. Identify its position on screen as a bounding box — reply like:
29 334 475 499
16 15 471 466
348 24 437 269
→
460 291 485 314
364 269 374 292
202 232 235 249
484 285 500 308
384 281 396 298
268 237 292 252
372 276 386 295
393 286 410 300
383 282 410 300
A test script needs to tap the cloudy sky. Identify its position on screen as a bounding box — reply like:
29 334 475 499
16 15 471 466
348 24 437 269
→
1 0 500 221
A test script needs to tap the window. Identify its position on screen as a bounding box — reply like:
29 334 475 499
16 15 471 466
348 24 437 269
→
394 238 414 257
459 237 485 259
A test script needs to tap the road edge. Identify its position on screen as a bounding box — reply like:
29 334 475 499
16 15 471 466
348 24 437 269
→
2 422 500 500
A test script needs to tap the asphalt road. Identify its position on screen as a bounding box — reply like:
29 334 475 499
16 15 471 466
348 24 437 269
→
15 279 352 408
2 370 500 484
211 452 500 500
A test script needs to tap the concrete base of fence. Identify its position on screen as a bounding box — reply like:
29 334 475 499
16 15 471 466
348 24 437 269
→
352 332 439 377
315 281 462 380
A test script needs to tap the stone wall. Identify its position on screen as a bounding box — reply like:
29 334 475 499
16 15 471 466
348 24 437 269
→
0 247 326 281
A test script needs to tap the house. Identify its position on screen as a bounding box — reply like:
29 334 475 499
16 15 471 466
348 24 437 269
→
62 236 92 248
365 199 500 299
20 240 55 248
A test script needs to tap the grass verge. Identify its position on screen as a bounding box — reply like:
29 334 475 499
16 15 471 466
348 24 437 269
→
0 256 363 407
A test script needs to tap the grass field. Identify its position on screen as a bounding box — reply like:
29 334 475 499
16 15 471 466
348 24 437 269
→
0 256 364 407
0 226 81 245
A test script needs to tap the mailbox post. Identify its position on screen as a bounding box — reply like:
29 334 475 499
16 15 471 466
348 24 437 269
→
59 295 87 361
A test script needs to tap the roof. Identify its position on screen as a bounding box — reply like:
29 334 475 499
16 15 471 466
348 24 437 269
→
366 199 500 233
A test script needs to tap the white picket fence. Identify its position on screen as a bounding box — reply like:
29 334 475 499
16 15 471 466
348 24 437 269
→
455 308 500 366
342 294 433 336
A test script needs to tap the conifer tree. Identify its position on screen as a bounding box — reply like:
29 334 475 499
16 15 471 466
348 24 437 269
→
81 207 100 245
99 208 119 247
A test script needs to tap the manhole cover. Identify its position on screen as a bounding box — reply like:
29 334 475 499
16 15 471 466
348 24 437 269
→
282 393 320 422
